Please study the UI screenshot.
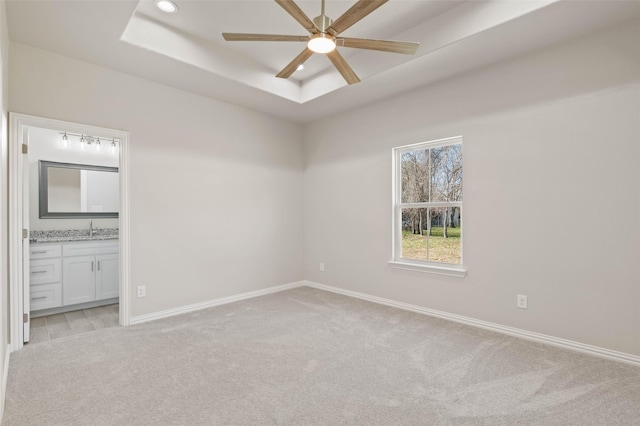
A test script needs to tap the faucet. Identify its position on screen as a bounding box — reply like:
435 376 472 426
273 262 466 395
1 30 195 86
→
89 219 93 237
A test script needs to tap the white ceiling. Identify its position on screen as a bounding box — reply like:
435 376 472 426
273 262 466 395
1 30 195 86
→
6 0 640 123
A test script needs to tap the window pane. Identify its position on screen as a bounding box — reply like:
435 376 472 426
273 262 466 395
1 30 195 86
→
430 144 463 202
401 208 429 261
427 207 462 264
401 149 429 203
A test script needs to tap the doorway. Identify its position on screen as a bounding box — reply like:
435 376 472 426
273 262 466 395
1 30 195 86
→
9 113 130 351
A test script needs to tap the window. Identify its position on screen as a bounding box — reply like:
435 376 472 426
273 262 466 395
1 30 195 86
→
390 136 465 276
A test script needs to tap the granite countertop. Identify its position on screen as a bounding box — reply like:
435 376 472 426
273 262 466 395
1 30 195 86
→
30 229 119 243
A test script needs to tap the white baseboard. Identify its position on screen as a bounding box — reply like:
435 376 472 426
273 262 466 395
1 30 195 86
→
1 344 10 422
129 281 305 325
303 280 640 367
127 278 639 366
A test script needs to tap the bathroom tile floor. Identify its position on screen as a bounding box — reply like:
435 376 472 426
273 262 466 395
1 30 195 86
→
28 304 119 344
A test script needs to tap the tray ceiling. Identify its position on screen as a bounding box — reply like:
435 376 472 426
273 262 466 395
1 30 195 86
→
7 0 640 122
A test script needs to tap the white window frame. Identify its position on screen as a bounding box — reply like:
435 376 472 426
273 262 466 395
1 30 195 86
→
389 136 466 277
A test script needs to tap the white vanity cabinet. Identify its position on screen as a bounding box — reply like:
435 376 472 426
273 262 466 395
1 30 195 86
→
62 241 119 306
30 240 119 313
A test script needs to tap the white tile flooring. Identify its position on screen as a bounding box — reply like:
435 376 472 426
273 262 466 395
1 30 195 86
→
28 304 119 344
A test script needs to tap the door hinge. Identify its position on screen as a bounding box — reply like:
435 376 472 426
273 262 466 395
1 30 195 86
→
22 143 28 154
23 313 28 323
22 228 28 239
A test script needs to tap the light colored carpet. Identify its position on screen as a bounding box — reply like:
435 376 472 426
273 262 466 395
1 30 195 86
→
3 287 640 425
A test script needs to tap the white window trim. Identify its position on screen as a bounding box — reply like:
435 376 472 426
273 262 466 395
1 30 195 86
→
387 260 467 277
390 136 466 277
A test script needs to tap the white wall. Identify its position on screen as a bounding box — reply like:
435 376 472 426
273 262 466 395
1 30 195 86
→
9 43 305 317
303 20 640 356
28 126 119 231
0 0 9 416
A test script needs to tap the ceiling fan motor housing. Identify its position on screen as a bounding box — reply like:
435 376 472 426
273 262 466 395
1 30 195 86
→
313 14 332 32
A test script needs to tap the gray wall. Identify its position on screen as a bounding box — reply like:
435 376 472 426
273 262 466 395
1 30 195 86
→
10 43 305 318
5 16 639 365
303 20 640 356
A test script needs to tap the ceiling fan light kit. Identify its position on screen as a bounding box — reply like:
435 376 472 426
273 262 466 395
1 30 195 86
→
222 0 419 85
308 33 336 54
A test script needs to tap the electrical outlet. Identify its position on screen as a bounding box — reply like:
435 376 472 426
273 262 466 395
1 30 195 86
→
137 286 146 298
517 294 527 309
319 263 325 272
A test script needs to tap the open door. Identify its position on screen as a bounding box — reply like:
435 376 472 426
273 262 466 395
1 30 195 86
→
21 127 30 343
9 113 130 352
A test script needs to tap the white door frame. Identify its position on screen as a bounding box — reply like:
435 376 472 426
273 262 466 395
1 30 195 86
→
9 113 130 351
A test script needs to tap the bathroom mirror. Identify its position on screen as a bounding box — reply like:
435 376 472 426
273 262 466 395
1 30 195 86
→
39 160 119 218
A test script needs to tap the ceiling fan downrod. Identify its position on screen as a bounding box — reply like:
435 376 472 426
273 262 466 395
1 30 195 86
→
313 0 332 32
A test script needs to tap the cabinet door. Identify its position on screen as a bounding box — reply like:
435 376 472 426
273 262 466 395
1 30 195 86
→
62 255 96 305
95 253 119 300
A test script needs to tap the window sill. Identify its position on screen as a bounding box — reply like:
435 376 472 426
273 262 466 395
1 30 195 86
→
388 260 467 277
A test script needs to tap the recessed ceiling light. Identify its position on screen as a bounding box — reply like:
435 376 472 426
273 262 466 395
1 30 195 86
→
156 0 178 13
296 64 304 71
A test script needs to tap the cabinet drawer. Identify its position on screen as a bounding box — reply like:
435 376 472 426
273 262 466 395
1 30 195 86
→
63 242 119 257
30 283 62 311
30 258 62 285
30 245 62 259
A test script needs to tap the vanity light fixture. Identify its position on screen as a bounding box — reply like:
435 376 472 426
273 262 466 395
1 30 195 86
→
155 0 178 13
59 131 119 153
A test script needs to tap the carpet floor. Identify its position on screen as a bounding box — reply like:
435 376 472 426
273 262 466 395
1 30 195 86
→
3 287 640 425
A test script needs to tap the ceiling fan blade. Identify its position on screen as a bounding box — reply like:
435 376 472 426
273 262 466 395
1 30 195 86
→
276 48 315 79
223 33 309 42
339 37 419 55
326 50 360 85
328 0 388 36
274 0 318 33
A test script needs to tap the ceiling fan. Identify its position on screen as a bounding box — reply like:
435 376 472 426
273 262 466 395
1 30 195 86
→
222 0 420 85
